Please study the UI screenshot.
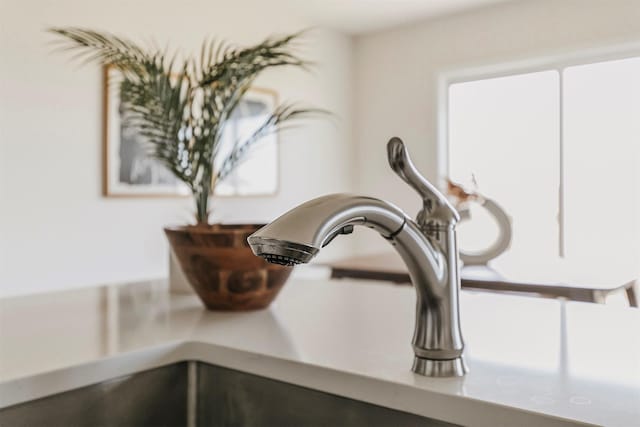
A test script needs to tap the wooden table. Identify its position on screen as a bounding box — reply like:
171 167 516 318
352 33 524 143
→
327 253 638 307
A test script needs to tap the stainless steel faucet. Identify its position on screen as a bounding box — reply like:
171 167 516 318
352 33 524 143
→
248 137 466 377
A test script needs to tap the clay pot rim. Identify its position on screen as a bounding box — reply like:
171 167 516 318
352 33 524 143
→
164 223 265 235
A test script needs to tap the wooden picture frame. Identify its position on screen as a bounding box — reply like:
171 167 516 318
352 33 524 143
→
102 66 280 198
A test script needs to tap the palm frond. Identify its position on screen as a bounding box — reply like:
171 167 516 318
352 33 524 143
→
216 104 320 182
49 28 151 75
50 27 323 224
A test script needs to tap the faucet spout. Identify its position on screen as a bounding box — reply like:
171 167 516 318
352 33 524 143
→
248 138 466 377
247 194 406 265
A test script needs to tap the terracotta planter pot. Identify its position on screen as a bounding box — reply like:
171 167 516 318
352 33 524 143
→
165 224 293 311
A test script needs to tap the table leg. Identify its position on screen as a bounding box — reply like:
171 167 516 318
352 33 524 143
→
625 281 638 308
590 290 607 304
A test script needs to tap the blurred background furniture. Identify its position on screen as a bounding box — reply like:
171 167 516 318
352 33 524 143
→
326 253 638 307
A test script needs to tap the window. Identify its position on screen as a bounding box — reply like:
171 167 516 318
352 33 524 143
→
448 56 640 284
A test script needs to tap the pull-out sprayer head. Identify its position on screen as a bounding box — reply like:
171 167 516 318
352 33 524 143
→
248 238 318 266
261 254 303 266
247 194 406 266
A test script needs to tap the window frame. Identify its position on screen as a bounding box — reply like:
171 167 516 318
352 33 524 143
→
437 42 640 258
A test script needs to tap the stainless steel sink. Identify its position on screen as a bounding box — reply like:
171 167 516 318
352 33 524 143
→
0 362 456 426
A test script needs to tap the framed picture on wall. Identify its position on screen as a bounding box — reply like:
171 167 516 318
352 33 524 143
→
102 66 280 197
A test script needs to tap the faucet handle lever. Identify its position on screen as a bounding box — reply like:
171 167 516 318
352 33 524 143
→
387 137 460 226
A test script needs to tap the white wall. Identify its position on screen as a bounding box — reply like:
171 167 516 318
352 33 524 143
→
0 0 354 296
353 0 640 255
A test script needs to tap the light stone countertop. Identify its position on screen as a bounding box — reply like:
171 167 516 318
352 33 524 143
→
0 273 638 426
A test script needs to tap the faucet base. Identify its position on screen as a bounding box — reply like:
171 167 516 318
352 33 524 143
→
412 356 467 377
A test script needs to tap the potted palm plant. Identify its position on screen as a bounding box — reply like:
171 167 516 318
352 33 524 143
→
51 28 320 310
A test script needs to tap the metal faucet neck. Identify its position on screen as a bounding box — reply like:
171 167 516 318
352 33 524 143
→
386 138 466 376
